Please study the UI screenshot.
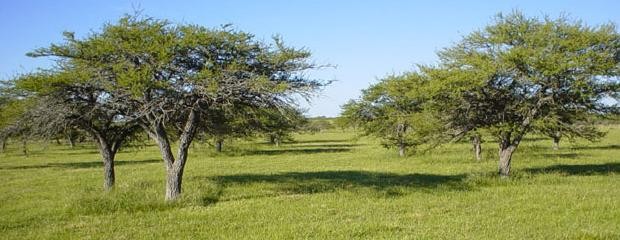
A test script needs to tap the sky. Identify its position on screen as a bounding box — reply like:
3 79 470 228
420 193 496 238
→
1 0 619 117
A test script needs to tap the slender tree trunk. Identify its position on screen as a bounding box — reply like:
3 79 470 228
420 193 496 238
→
552 131 561 151
471 134 482 161
215 139 223 152
398 141 405 157
0 136 6 153
55 138 61 145
274 137 280 147
22 139 28 157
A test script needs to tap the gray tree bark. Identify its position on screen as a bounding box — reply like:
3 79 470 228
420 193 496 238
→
93 134 122 191
145 109 199 202
552 131 561 151
472 134 482 161
398 141 405 157
498 135 519 177
215 139 223 152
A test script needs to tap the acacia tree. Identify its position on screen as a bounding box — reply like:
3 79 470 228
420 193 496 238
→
30 15 327 201
426 12 620 176
14 69 141 190
341 73 440 157
256 106 307 146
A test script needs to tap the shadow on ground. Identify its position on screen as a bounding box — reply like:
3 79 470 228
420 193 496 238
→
241 148 352 156
0 159 160 170
524 162 620 176
569 145 620 151
194 170 470 203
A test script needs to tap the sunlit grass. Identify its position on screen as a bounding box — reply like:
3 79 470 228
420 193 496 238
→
1 126 619 239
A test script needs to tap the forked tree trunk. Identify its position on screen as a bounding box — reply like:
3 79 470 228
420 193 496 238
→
215 139 223 152
471 134 482 161
146 109 199 202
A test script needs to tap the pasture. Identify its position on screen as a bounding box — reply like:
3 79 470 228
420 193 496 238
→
1 126 619 239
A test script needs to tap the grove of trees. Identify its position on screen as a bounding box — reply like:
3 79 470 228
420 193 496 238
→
341 12 619 176
1 11 618 202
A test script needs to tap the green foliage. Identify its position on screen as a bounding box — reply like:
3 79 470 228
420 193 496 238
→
340 73 442 155
428 11 620 140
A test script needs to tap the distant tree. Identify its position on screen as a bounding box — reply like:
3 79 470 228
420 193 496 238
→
425 11 620 176
340 73 441 157
28 15 328 201
257 106 307 146
302 117 333 134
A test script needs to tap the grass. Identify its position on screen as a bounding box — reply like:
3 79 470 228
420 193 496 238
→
0 126 619 239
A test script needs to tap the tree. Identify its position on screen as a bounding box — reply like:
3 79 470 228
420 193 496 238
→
29 15 327 201
426 11 620 176
256 106 307 146
14 69 141 190
340 73 440 157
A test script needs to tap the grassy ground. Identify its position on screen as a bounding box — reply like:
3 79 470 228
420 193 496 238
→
0 126 619 239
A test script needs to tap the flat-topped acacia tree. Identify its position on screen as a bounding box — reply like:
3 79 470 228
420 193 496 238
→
30 15 327 201
425 12 620 176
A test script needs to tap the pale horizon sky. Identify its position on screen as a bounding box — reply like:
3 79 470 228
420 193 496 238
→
1 1 619 117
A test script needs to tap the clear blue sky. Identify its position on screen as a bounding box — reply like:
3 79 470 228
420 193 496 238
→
1 1 618 117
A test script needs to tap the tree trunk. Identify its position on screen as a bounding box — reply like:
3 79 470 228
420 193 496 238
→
471 134 482 161
101 147 115 191
498 136 518 177
552 132 561 151
166 164 183 201
398 142 405 157
22 139 28 157
145 109 199 202
0 136 6 153
67 134 76 149
215 139 223 152
274 137 280 147
94 136 116 191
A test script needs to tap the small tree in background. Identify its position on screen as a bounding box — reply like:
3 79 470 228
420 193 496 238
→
340 73 441 157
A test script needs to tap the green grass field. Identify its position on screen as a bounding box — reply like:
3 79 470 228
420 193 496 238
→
1 126 619 239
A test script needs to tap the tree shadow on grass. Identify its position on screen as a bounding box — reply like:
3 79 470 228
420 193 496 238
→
537 153 585 159
292 139 352 144
287 143 362 148
239 148 352 156
0 159 160 170
569 145 620 151
524 162 620 176
198 171 470 202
